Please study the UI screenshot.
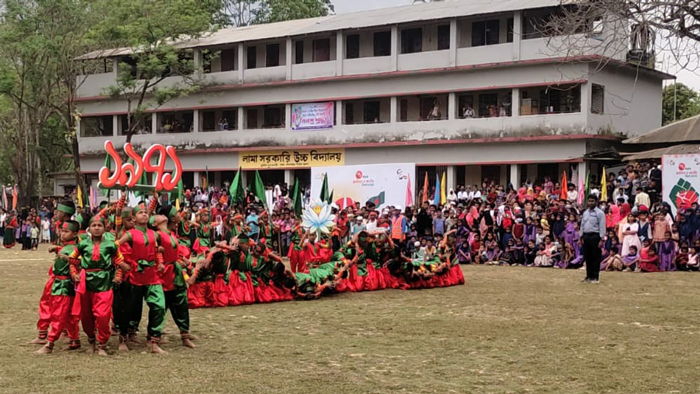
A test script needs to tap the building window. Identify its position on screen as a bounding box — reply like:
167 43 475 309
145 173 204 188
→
263 107 284 128
295 40 304 64
374 31 391 56
119 114 151 135
472 20 500 47
221 48 236 71
247 46 257 69
507 18 514 43
458 90 512 118
520 84 581 115
363 101 381 123
158 111 193 134
401 28 422 54
202 111 216 131
345 102 354 124
247 108 258 129
266 43 280 67
400 99 408 121
437 25 450 50
346 34 360 59
591 84 605 114
313 38 331 62
80 116 113 137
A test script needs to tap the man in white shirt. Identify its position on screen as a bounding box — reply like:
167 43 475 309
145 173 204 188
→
634 187 650 208
567 184 578 203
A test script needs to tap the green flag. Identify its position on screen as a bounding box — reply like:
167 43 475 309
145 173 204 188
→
253 170 267 208
292 178 302 217
584 172 590 197
366 191 385 207
229 167 245 205
320 173 329 202
134 162 150 197
327 189 334 204
102 154 112 198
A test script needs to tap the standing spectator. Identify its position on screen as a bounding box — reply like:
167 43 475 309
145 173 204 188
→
41 217 50 244
580 195 606 283
30 223 39 250
634 187 650 208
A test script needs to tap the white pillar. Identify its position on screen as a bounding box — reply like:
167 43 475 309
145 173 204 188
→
112 115 119 136
448 92 456 120
151 113 158 134
336 31 344 76
111 58 119 79
510 164 521 188
446 165 456 192
241 171 249 190
238 107 245 130
285 38 293 81
284 169 294 188
193 171 201 187
390 96 397 123
449 18 458 66
512 88 520 117
336 101 343 125
192 109 199 133
581 82 591 115
285 104 291 130
390 25 399 71
238 43 245 83
512 11 522 61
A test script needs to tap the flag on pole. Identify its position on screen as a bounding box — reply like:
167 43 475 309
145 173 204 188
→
229 168 245 205
253 170 267 208
89 185 97 209
320 173 329 202
12 185 18 210
440 172 447 205
291 178 302 217
600 168 607 202
577 176 585 205
584 172 590 199
327 190 334 204
560 172 568 201
433 173 441 206
422 172 429 204
405 174 413 207
102 155 112 197
76 185 83 208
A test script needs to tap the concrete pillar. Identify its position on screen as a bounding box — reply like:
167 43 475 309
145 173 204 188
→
449 18 458 66
336 100 343 125
577 161 587 193
76 117 82 138
285 38 293 81
509 164 522 188
581 82 591 115
192 109 199 133
446 165 456 192
241 171 249 190
151 113 158 134
193 49 202 79
512 88 520 117
336 31 344 76
512 11 522 61
390 25 399 71
238 107 245 130
112 115 119 136
448 92 456 120
111 58 119 79
193 171 201 188
238 43 245 83
284 169 294 188
390 96 398 123
285 104 291 130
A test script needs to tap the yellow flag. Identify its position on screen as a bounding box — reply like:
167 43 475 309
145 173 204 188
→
175 197 180 211
600 167 607 201
77 185 84 208
440 172 446 205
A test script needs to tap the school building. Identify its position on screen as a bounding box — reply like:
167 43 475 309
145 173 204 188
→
74 0 672 193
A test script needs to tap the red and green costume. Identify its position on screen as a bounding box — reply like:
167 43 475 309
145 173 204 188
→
158 228 191 338
192 218 213 256
226 247 255 306
46 238 80 347
288 226 305 273
187 254 214 309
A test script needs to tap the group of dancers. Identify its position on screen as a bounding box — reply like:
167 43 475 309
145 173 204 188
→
29 196 464 356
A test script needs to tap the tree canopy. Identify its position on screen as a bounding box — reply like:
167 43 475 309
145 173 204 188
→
662 83 700 125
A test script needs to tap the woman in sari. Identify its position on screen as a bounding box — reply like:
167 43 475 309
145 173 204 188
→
3 212 16 248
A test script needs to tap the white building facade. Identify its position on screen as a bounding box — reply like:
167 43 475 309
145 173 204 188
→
75 0 671 192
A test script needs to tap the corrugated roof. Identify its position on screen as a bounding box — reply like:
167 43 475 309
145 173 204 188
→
623 114 700 144
621 144 700 161
77 0 564 60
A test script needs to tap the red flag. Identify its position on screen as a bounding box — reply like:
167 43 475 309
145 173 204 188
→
12 185 17 210
405 174 413 207
560 172 568 201
421 172 429 204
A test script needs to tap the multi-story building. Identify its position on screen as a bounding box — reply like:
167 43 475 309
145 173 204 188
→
75 0 672 192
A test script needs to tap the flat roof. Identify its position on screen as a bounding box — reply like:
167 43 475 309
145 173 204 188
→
77 0 565 60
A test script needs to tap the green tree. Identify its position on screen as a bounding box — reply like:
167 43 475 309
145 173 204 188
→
89 0 222 144
662 83 700 125
255 0 334 24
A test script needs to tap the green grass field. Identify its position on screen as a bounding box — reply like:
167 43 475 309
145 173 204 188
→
1 244 700 394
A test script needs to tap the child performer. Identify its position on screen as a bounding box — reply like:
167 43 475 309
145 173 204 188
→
35 221 82 354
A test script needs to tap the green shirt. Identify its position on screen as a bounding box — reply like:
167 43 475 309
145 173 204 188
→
52 243 77 296
75 237 119 292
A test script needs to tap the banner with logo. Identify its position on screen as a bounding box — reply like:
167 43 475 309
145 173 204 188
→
240 148 344 169
662 154 700 215
311 163 415 209
291 102 334 131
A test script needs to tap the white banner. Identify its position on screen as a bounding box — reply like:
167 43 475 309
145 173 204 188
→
662 154 700 215
291 102 334 131
311 163 415 210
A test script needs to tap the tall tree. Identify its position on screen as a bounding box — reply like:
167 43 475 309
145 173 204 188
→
89 0 222 144
662 83 700 125
255 0 334 24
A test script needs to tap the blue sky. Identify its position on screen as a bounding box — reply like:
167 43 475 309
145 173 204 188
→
332 0 700 90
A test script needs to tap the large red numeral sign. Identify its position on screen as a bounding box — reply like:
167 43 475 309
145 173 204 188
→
98 141 183 192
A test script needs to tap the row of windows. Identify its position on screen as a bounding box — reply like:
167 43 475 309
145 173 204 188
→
80 84 605 137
